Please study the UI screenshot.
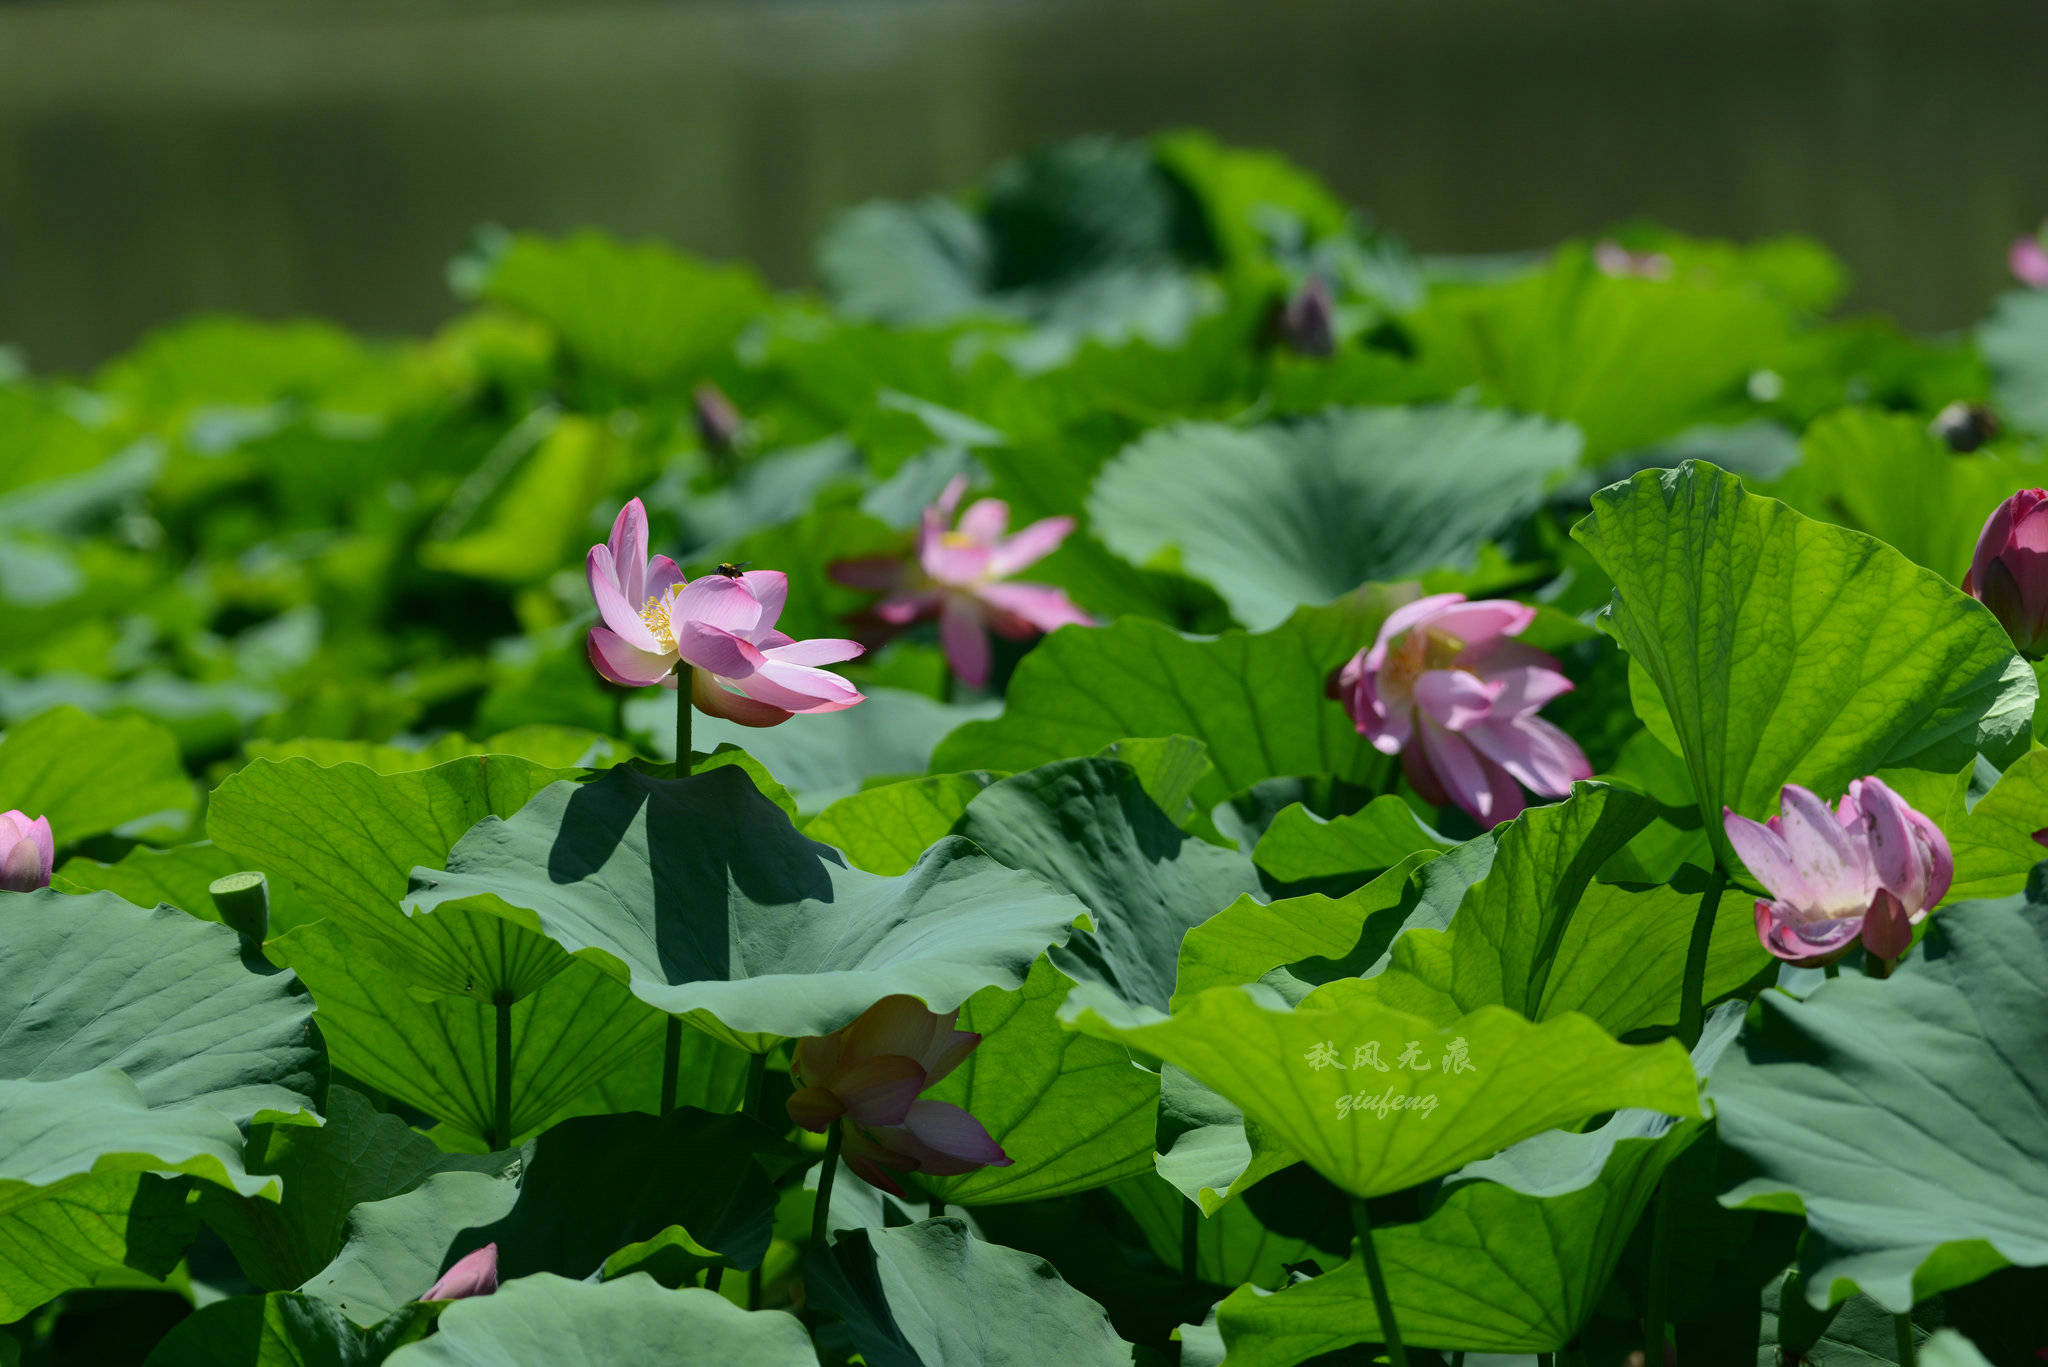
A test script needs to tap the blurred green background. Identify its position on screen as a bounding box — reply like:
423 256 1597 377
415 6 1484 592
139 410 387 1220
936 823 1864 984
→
3 0 2043 372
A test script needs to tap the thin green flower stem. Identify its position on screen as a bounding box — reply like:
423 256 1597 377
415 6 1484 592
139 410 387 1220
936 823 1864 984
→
811 1124 843 1249
747 1265 762 1312
492 992 514 1151
745 1050 768 1122
676 664 694 774
1536 1356 1553 1367
1642 1176 1675 1367
1824 961 1841 979
1449 1355 1465 1367
929 1196 944 1221
1677 863 1730 1049
659 1017 682 1116
1181 1202 1199 1290
703 1265 724 1294
1349 1197 1407 1367
1895 1312 1917 1365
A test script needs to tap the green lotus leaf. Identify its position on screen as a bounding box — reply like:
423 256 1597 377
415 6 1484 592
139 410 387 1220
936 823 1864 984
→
0 705 193 843
54 840 305 930
402 765 1087 1050
382 1275 817 1367
932 589 1412 812
1063 980 1698 1200
804 772 1003 876
1709 874 2048 1312
806 1219 1135 1367
1088 407 1581 630
1572 461 2035 867
141 1293 433 1367
1251 796 1454 884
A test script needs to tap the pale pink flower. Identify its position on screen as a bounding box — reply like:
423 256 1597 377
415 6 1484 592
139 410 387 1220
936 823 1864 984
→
1594 239 1673 281
786 995 1010 1198
830 477 1091 689
0 811 53 893
423 1243 498 1301
2010 229 2048 289
1722 778 1952 966
1963 488 2048 659
1329 594 1591 826
585 498 865 727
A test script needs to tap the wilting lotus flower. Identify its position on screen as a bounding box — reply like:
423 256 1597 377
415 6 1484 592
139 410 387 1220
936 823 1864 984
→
2010 226 2048 289
1963 488 2048 658
1330 594 1591 826
786 995 1011 1197
422 1243 498 1301
1723 778 1952 966
829 477 1091 689
1594 239 1673 281
0 811 53 893
586 499 865 726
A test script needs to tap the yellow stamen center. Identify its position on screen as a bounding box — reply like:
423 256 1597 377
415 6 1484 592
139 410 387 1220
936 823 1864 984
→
940 531 978 549
639 587 682 652
1382 626 1465 697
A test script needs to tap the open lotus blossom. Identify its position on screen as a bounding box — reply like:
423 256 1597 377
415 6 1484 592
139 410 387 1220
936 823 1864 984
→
786 995 1011 1197
1723 778 1952 966
586 498 865 726
1330 593 1591 826
2010 226 2048 289
830 477 1091 689
422 1243 498 1301
0 811 53 893
1963 488 2048 658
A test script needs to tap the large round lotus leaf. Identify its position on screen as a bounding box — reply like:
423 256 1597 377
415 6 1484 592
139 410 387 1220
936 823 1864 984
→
0 705 193 843
402 765 1087 1048
1088 406 1582 630
1708 872 2048 1313
383 1275 818 1367
1572 461 2034 869
806 1219 1135 1367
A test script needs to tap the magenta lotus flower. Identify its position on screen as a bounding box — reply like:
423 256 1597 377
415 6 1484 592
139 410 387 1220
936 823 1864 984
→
786 995 1011 1198
586 499 865 727
0 811 53 893
1722 778 1952 966
1963 488 2048 659
830 477 1091 689
1594 239 1673 281
422 1243 498 1301
1330 594 1591 826
2010 227 2048 289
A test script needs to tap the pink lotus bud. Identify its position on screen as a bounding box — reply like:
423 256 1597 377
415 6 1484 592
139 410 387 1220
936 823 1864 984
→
2010 229 2048 290
1273 276 1336 357
1963 489 2048 659
423 1243 498 1301
785 995 1011 1197
1723 778 1951 967
585 498 866 724
828 476 1090 690
693 382 744 456
1928 401 1999 454
0 811 53 893
1328 594 1591 827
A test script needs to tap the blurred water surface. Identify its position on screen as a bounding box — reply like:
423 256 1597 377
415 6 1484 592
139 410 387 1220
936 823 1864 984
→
2 0 2044 370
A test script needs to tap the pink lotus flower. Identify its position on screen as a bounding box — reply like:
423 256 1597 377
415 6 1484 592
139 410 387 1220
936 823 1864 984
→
830 477 1091 689
2010 227 2048 289
0 811 53 893
586 499 866 727
1722 778 1952 966
423 1243 498 1301
1329 594 1591 826
1963 488 2048 659
786 995 1011 1198
1594 239 1673 281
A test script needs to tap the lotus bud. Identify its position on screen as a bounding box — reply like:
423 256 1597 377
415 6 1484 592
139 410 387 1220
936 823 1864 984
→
0 811 53 893
423 1243 499 1301
1963 489 2048 658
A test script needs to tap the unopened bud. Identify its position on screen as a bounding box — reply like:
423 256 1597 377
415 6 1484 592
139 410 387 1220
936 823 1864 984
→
1274 276 1336 358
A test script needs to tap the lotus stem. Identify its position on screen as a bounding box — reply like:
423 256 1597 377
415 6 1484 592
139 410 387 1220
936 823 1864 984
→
812 1124 843 1248
703 1265 724 1294
747 1265 762 1311
929 1196 944 1221
492 991 514 1150
1350 1197 1407 1367
1677 863 1729 1049
1642 1176 1675 1367
676 663 694 774
1895 1312 1916 1365
745 1049 768 1122
1182 1201 1200 1290
207 871 270 942
660 1016 682 1116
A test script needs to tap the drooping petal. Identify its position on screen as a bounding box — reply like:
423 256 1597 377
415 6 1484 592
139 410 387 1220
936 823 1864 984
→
676 621 765 680
738 571 789 637
1416 715 1498 823
840 1126 911 1197
1465 714 1590 799
1754 899 1862 966
607 500 650 604
588 627 676 688
690 671 793 727
1776 785 1876 912
987 516 1075 576
833 1054 927 1128
975 581 1092 636
1723 808 1814 907
588 547 664 652
669 576 765 640
1476 662 1575 718
739 658 866 714
786 1086 848 1132
793 1033 845 1091
898 1099 1011 1168
424 1243 499 1301
762 637 867 668
1860 889 1916 961
939 596 993 689
918 1027 981 1088
1412 670 1501 731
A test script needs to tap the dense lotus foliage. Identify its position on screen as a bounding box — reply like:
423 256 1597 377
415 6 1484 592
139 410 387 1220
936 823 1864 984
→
5 132 2048 1366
